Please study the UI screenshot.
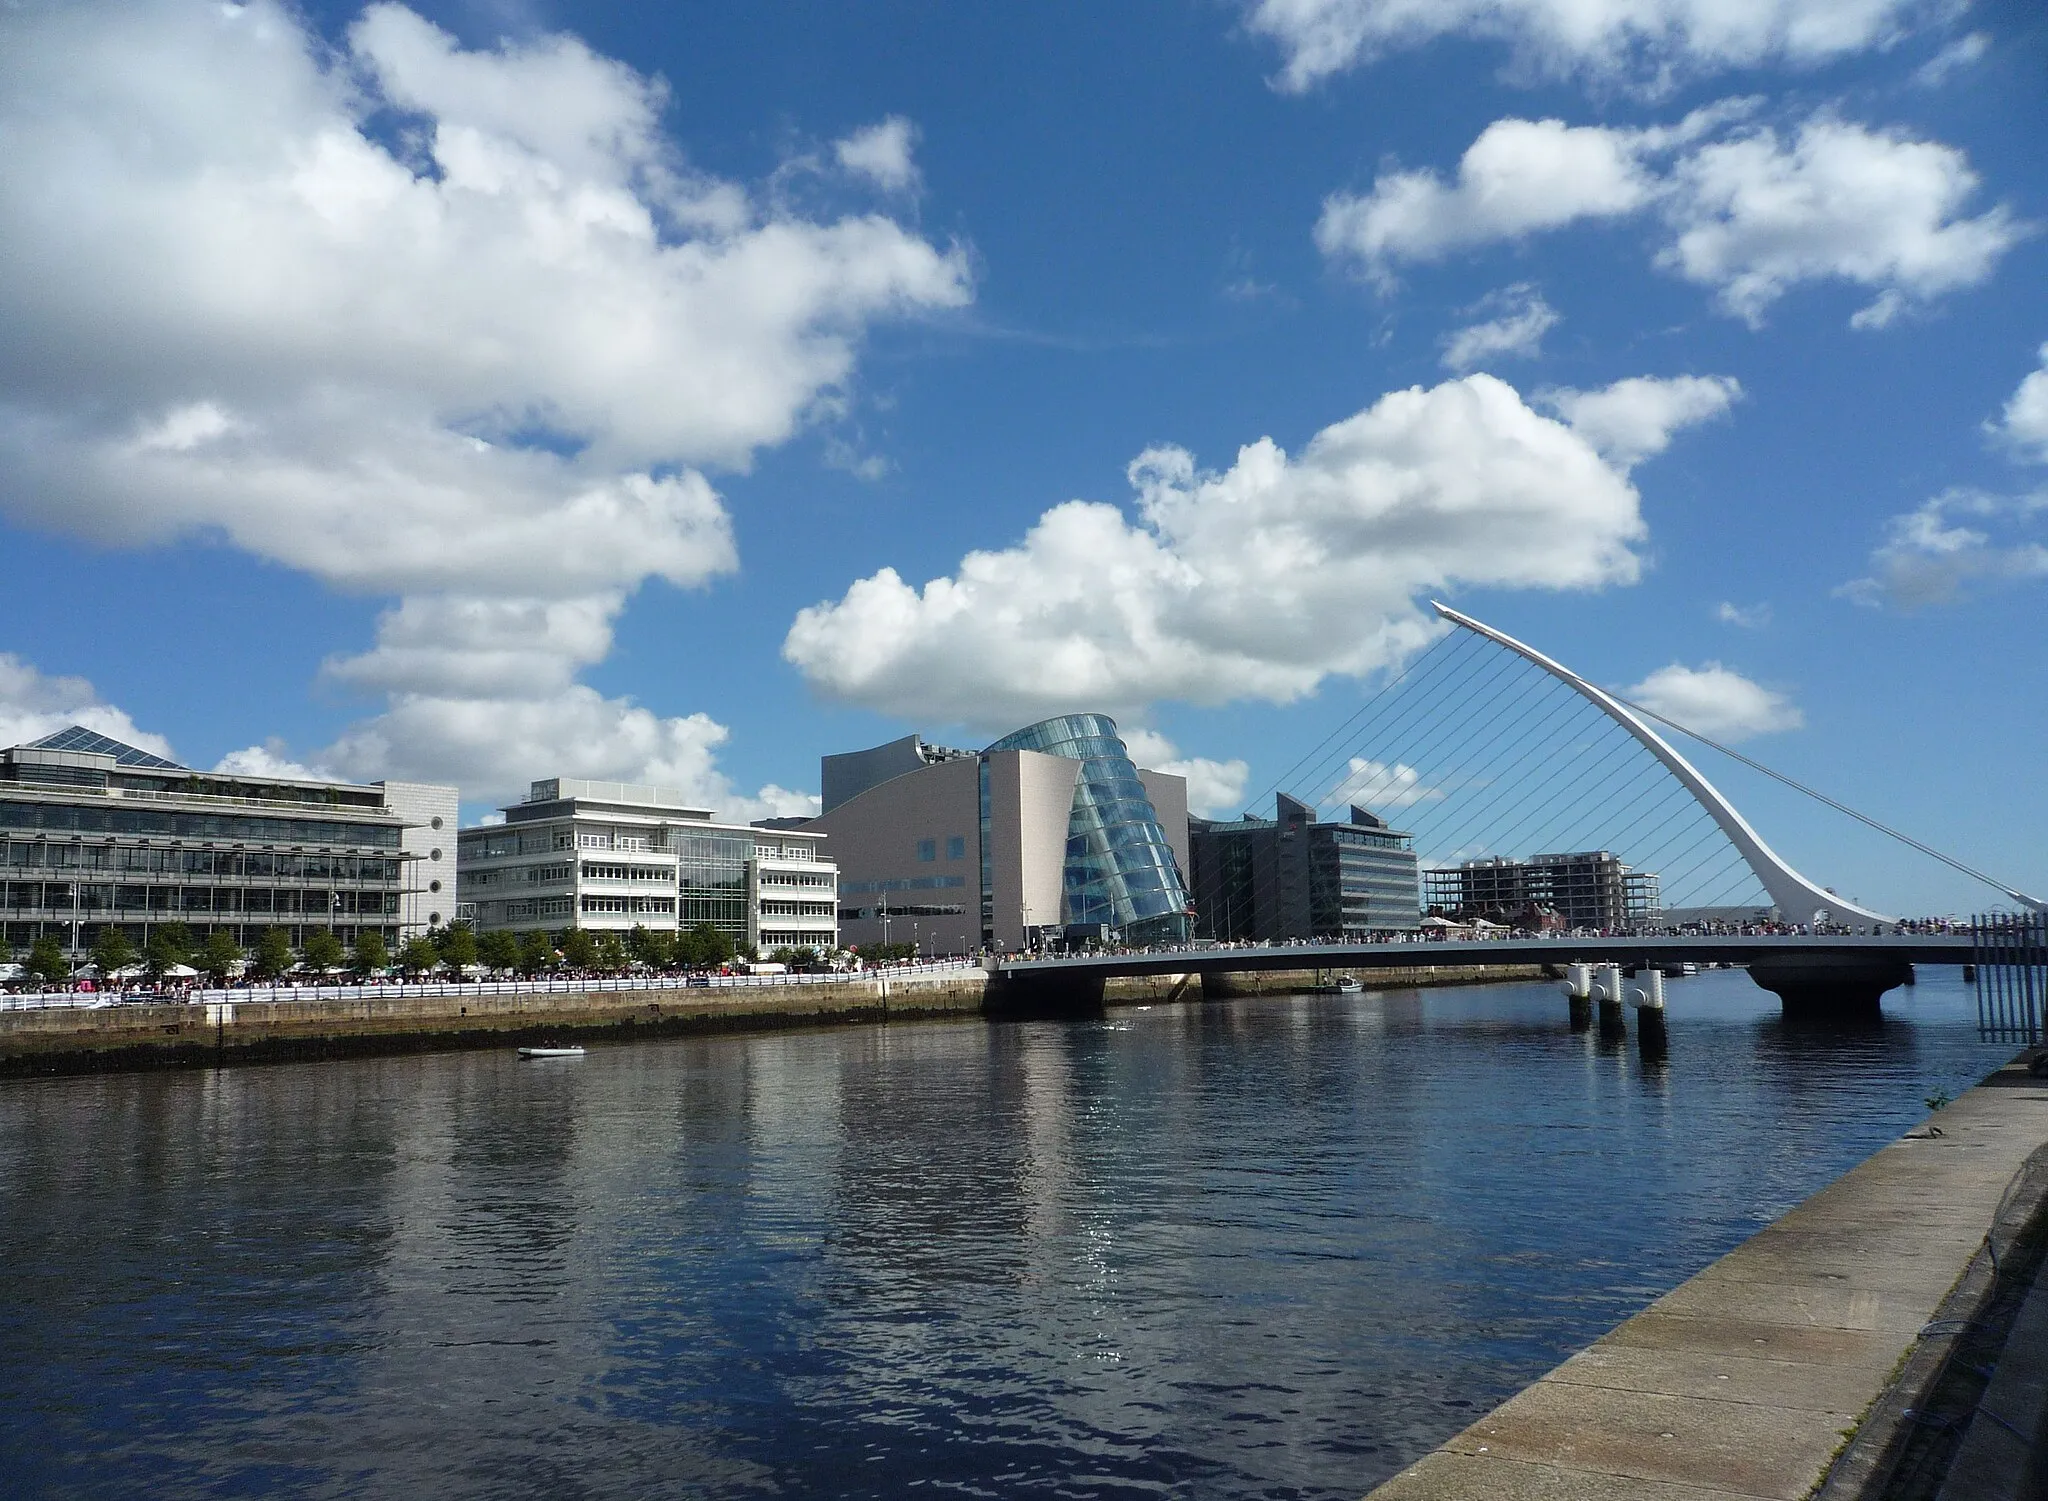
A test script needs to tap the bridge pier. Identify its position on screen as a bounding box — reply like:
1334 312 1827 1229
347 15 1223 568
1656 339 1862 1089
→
982 966 1105 1017
1560 963 1593 1031
1633 969 1668 1060
1596 964 1627 1038
1746 955 1913 1021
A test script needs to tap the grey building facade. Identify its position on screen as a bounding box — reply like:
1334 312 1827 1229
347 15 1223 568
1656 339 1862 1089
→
1423 850 1660 930
807 714 1191 953
456 778 838 954
1188 794 1421 942
1 725 454 957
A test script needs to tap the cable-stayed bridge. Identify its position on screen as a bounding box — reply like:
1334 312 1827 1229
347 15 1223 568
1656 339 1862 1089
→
1000 606 2044 1025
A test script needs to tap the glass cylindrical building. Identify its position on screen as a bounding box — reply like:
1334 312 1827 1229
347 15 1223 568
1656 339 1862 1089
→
983 714 1190 944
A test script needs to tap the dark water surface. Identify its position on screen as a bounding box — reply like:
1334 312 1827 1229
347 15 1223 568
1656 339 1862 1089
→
0 971 2014 1499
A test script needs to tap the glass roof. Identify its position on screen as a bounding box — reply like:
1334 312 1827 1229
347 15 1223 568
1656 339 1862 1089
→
27 724 187 770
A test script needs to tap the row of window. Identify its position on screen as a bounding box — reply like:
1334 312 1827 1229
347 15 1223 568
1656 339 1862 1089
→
496 898 575 920
580 862 675 883
0 801 401 848
580 895 676 915
2 843 400 881
840 903 965 919
841 875 969 895
759 871 834 888
914 836 970 862
3 883 398 916
758 901 835 918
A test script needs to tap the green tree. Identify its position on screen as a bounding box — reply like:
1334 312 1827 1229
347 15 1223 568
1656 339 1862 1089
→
767 946 798 966
678 922 733 970
435 923 479 974
91 925 137 978
198 929 243 984
397 936 440 975
301 927 345 973
478 930 521 973
517 930 556 975
252 926 296 980
26 935 69 985
635 926 676 970
594 932 628 972
351 929 390 976
145 922 194 979
559 927 599 971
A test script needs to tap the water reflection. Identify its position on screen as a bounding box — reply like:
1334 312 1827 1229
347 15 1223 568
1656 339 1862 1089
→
0 969 2013 1500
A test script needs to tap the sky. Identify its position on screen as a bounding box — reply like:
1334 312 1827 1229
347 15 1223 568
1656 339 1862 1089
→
0 0 2043 917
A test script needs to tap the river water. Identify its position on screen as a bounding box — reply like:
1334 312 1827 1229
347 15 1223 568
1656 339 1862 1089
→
0 970 2014 1499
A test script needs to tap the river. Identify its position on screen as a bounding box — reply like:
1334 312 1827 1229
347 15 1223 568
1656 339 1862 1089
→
0 969 2014 1499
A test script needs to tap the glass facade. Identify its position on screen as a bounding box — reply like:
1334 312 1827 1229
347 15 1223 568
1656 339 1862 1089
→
675 830 753 942
983 714 1190 945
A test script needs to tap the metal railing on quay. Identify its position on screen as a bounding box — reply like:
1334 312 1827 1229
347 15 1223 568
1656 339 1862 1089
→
0 960 983 1012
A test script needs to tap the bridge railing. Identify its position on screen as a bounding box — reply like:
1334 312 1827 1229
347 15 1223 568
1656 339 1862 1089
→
1973 913 2045 1044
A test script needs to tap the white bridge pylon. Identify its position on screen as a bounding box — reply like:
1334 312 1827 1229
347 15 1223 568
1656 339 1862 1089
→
1432 602 1892 926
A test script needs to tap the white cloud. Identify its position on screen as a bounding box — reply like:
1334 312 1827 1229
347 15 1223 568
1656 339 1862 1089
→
212 741 333 781
1318 106 2022 327
1991 344 2048 464
1121 728 1251 818
0 654 176 762
1328 757 1445 812
1623 661 1803 740
1914 30 1988 87
785 372 1731 729
835 117 922 194
1660 116 2022 327
1440 284 1561 371
1542 374 1742 467
1836 489 2048 609
1714 600 1772 627
0 2 970 805
1246 0 1931 93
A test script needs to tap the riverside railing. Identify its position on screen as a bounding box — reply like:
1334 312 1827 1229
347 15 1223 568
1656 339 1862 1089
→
0 960 985 1012
1972 911 2045 1045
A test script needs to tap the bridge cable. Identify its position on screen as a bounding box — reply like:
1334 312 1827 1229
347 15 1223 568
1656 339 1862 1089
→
1615 696 2044 910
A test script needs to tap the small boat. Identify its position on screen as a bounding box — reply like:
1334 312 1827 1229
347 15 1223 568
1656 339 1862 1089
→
517 1045 586 1059
1309 976 1364 995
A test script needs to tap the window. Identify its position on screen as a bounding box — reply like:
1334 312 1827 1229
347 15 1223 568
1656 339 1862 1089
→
946 836 966 861
916 839 936 862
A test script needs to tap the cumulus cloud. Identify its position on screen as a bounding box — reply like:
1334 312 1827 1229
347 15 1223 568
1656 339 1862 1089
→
0 2 970 804
1542 374 1742 467
212 741 333 781
835 116 922 194
1246 0 1932 93
1623 661 1803 740
1327 757 1445 813
785 372 1732 729
1440 284 1561 371
1836 489 2048 609
1991 344 2048 464
0 655 177 762
1121 728 1251 818
1318 106 2022 327
1715 600 1772 628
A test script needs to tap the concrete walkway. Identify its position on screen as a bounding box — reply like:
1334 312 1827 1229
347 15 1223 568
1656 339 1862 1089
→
1366 1057 2048 1501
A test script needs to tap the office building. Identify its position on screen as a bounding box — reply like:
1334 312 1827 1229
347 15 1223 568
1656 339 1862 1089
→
1424 850 1660 930
0 725 455 956
805 714 1190 953
1188 794 1420 942
456 778 838 953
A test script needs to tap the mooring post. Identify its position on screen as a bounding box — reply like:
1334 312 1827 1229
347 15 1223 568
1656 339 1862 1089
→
1633 967 1667 1058
1597 964 1626 1036
1560 962 1593 1031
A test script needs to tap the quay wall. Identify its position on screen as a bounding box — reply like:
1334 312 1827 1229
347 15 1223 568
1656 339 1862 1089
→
0 970 989 1075
0 961 1552 1076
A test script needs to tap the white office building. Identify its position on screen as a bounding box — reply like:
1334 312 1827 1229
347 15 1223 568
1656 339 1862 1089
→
456 778 837 954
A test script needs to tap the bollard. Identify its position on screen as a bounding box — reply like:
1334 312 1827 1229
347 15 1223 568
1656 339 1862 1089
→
1633 967 1668 1057
1597 964 1626 1036
1561 962 1594 1031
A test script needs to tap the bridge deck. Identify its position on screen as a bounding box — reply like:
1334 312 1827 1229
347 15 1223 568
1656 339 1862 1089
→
996 934 1973 981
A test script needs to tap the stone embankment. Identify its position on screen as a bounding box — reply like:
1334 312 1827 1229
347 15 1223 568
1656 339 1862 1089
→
0 968 989 1074
1365 1053 2048 1501
0 960 1548 1074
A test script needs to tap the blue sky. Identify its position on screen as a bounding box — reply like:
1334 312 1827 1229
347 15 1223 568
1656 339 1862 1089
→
0 0 2043 916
